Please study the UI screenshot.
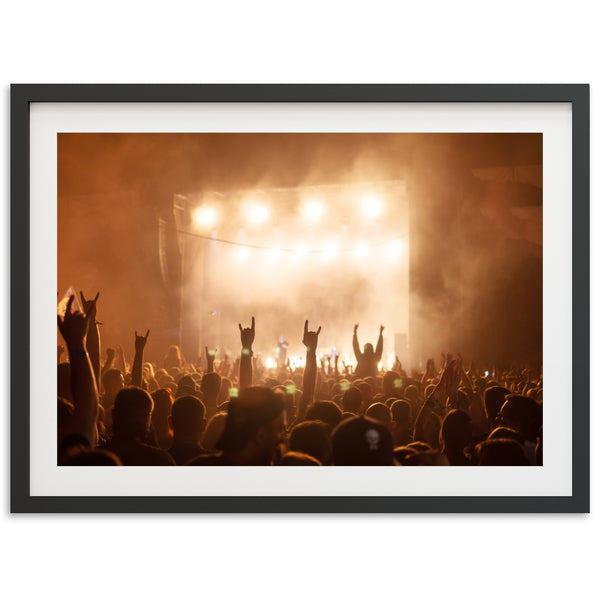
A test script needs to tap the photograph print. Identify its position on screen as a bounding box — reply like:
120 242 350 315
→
57 131 543 469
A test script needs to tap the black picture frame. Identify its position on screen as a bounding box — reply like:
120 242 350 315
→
11 84 590 513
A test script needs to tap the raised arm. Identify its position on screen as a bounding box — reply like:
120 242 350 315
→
414 359 461 446
352 323 362 360
375 324 384 361
101 347 115 381
205 345 216 373
132 329 150 387
239 316 255 390
57 295 99 445
80 291 100 388
297 320 321 423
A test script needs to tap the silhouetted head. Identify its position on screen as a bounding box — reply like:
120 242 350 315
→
383 370 402 396
365 402 392 430
201 371 222 400
102 368 124 398
363 342 375 355
484 386 510 421
62 447 122 466
440 409 472 451
498 394 542 441
202 412 228 451
331 415 394 465
487 426 524 444
289 420 332 464
216 386 285 463
390 399 411 426
176 374 198 399
477 439 530 466
165 345 182 368
278 451 321 466
342 386 363 414
305 400 342 430
169 395 206 440
151 388 173 428
112 387 153 440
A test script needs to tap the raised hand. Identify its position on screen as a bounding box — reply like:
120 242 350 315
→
379 324 384 335
239 316 256 351
57 295 91 349
302 320 321 353
440 359 461 398
79 291 100 323
132 330 150 387
106 347 115 362
354 323 359 334
205 345 217 372
239 317 255 390
134 329 150 352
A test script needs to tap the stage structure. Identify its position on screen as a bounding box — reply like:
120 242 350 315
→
164 180 410 372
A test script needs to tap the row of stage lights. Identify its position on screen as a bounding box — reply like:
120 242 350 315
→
192 194 385 230
188 194 404 260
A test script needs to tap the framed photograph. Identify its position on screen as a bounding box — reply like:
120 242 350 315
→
11 84 589 512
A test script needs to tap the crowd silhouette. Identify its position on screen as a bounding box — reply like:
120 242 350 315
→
57 292 543 466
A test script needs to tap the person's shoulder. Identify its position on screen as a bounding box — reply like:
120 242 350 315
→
186 452 230 466
141 443 176 465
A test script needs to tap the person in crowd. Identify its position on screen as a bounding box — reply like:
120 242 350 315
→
101 387 175 465
289 420 332 465
150 388 174 450
352 323 384 379
439 409 473 465
331 415 394 466
390 399 413 446
168 395 208 465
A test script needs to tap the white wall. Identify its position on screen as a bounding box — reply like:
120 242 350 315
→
1 2 596 599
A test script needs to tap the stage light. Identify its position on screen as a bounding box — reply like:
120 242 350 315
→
362 194 383 219
193 207 217 229
301 200 324 222
265 357 275 369
245 203 269 225
386 239 403 258
234 247 249 262
355 242 370 257
268 247 281 260
322 242 339 261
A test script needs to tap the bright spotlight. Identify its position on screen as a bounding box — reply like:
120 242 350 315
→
301 200 324 222
268 247 281 259
193 207 217 229
355 242 370 257
386 239 404 258
233 247 249 262
246 203 269 225
323 242 339 261
363 194 383 219
265 357 275 369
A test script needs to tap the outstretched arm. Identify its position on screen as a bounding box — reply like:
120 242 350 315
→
375 324 384 361
80 291 100 389
297 320 321 423
132 329 150 387
352 324 362 360
57 295 99 445
239 316 255 390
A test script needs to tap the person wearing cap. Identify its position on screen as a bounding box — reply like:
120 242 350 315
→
189 386 285 465
331 414 394 466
